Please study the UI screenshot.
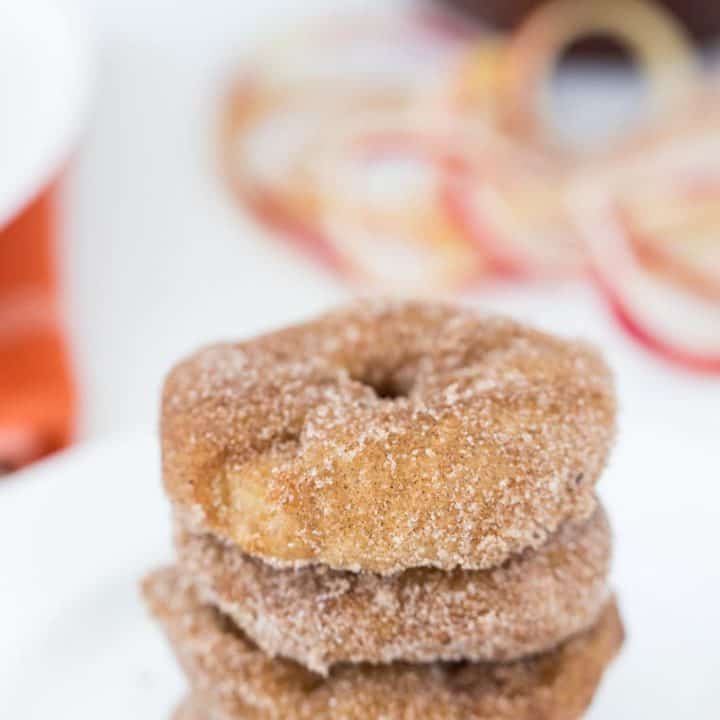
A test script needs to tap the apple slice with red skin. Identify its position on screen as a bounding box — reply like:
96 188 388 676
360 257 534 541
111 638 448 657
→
312 128 489 290
441 154 585 280
574 186 720 373
619 179 720 303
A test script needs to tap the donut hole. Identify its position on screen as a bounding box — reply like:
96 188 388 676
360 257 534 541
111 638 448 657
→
547 34 648 150
276 429 301 449
349 367 414 400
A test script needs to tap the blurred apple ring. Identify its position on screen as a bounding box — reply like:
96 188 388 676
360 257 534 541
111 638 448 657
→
498 0 699 146
304 121 487 290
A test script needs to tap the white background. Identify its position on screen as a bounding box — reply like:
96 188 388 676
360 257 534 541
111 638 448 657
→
57 0 656 438
1 1 719 718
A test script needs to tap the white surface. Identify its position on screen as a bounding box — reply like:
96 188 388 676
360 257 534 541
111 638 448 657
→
0 431 179 719
0 0 90 228
3 1 719 717
56 0 680 439
60 0 367 437
0 361 719 718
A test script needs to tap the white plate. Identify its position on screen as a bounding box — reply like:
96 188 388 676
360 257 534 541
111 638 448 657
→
2 379 719 720
0 430 180 719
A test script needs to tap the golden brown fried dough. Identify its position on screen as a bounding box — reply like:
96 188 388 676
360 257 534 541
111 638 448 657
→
163 300 615 574
173 697 207 720
144 567 624 720
175 696 263 720
175 507 611 674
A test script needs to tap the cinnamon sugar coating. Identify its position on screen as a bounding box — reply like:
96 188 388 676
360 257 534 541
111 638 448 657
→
144 567 624 720
175 507 611 675
173 696 259 720
162 300 616 574
174 697 208 720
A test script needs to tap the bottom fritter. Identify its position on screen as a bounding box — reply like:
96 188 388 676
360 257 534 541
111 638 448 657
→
145 567 623 720
173 697 208 720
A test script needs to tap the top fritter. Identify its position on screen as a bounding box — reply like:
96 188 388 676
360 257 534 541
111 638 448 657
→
162 300 615 574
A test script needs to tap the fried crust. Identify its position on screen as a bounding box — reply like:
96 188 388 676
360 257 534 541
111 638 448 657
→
175 507 611 674
162 300 615 573
145 567 624 720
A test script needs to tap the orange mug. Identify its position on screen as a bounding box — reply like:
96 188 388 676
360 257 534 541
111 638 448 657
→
0 0 90 471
